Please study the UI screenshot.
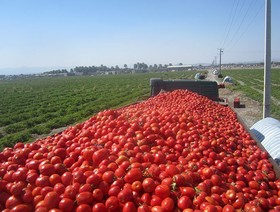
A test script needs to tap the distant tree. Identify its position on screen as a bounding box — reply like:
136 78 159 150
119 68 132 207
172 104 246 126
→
142 63 148 69
115 65 119 70
138 63 144 69
124 64 128 69
169 63 173 66
153 64 158 69
179 63 183 66
133 64 137 69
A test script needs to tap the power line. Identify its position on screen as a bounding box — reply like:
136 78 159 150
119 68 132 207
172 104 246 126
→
221 0 240 48
225 0 256 49
227 2 264 51
220 0 236 47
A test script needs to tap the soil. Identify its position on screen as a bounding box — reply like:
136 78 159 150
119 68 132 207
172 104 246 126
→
206 70 263 128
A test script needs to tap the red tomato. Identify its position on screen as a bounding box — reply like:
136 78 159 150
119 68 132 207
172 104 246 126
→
59 198 74 212
10 204 33 212
105 196 119 211
92 188 103 201
86 173 102 186
39 163 55 176
76 204 92 212
76 192 94 205
225 189 236 201
36 176 51 187
61 172 73 186
49 174 62 186
165 164 180 177
138 204 150 212
92 203 107 212
92 149 109 165
154 184 170 200
117 188 133 204
222 205 235 212
124 168 143 184
142 178 156 193
161 197 174 211
123 201 137 212
177 196 192 210
10 181 26 196
131 180 143 192
43 191 60 209
6 195 23 209
102 171 115 184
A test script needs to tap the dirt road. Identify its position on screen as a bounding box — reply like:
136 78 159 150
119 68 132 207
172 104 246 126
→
206 70 262 128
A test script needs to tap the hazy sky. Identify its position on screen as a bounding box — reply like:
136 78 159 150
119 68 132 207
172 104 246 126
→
0 0 279 75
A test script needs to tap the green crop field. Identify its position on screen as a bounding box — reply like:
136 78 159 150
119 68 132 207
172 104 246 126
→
0 71 198 149
222 68 280 120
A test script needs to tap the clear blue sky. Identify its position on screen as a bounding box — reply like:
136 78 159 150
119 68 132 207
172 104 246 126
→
0 0 279 75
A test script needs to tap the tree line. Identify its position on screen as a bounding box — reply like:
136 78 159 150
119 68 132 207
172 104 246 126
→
43 62 184 75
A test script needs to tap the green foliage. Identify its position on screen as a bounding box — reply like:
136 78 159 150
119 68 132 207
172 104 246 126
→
222 68 280 120
0 71 196 148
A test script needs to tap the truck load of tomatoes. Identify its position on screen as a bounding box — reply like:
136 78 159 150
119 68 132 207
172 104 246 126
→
1 89 280 212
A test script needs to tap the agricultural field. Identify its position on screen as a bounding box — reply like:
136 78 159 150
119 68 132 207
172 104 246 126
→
0 71 197 149
222 68 280 120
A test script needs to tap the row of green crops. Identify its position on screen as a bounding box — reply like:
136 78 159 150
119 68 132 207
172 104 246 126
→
221 68 280 120
0 71 197 149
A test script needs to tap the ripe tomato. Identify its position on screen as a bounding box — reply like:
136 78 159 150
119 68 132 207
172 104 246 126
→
92 149 109 165
92 188 103 201
43 191 60 209
131 180 143 192
165 164 180 177
222 205 235 212
225 189 236 201
105 196 119 211
76 192 94 205
10 204 33 212
123 201 137 212
92 203 107 212
124 168 143 184
142 178 156 193
161 197 174 211
117 188 133 204
5 195 23 209
76 204 92 212
154 184 170 200
59 198 74 212
61 172 73 186
39 163 55 176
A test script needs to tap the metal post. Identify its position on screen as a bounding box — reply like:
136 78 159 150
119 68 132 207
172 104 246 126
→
217 48 223 74
263 0 271 118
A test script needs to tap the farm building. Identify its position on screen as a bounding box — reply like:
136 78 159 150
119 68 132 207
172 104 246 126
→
167 65 193 71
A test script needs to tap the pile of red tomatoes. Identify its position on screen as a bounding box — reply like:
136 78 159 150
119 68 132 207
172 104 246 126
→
1 90 280 212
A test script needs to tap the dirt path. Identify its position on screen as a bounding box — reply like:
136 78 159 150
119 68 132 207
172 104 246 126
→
206 70 262 128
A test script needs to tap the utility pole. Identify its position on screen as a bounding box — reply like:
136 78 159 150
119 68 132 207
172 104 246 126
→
218 48 224 74
263 0 271 118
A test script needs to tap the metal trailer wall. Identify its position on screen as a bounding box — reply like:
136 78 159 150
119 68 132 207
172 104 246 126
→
250 117 280 166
